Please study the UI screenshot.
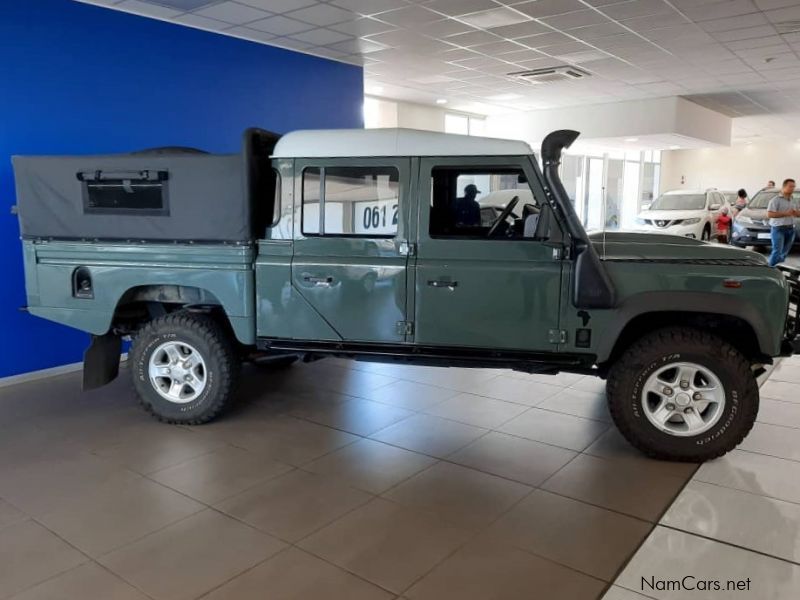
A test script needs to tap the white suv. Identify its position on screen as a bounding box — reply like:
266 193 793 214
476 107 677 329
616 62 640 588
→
635 189 728 241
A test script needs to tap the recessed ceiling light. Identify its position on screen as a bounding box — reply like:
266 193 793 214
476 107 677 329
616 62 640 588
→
368 85 384 95
625 137 639 142
669 145 681 150
436 98 448 104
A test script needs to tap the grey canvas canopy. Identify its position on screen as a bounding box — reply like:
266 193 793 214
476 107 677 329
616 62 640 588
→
12 128 280 242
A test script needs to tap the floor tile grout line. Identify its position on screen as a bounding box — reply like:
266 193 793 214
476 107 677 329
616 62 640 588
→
595 461 702 600
13 515 159 600
658 523 800 568
684 476 800 509
392 481 612 597
597 360 786 599
190 546 298 600
1 363 717 597
755 418 800 431
363 434 666 528
735 445 800 464
614 582 660 600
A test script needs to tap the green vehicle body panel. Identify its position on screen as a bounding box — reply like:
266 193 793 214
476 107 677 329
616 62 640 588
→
287 157 412 343
23 240 256 345
414 156 563 352
18 153 792 367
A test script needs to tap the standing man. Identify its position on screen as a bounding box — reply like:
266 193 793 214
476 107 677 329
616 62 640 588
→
767 178 799 267
768 180 776 188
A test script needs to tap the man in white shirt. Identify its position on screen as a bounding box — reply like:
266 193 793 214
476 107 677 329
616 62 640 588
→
767 178 799 267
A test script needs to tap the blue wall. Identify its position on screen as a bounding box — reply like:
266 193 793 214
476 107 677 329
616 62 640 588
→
0 0 363 378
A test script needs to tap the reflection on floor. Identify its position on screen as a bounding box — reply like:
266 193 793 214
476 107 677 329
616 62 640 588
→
0 358 700 600
605 353 800 599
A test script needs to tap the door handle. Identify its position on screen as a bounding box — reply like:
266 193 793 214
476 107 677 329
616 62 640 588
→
303 275 334 287
428 280 458 290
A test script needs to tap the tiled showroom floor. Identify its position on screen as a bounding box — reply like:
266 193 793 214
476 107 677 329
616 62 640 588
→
0 350 798 599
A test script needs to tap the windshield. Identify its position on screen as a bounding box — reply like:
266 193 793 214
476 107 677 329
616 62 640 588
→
749 189 800 209
649 193 706 211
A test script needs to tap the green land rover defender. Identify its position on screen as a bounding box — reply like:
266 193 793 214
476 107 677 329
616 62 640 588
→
13 128 800 462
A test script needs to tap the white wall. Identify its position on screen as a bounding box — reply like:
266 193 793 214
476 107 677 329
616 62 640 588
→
364 96 398 129
396 102 446 131
660 141 800 196
486 97 731 150
365 97 486 133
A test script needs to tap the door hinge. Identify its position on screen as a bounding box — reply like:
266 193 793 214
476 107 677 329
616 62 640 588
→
399 242 416 256
548 329 568 344
396 321 414 335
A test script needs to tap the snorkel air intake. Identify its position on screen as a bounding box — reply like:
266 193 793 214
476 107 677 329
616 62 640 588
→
541 130 616 309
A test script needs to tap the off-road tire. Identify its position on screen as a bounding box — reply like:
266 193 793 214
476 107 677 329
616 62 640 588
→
606 327 758 462
130 312 239 424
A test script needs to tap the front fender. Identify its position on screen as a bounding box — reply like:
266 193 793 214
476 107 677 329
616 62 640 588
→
593 290 785 362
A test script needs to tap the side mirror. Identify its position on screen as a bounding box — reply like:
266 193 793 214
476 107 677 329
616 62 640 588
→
710 203 721 211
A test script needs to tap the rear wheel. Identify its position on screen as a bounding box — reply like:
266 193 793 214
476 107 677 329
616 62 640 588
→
130 312 239 424
606 327 758 462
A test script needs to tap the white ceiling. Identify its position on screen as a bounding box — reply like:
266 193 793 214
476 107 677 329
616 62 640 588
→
80 0 800 142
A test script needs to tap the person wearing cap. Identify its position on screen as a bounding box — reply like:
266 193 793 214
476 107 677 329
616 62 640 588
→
454 183 481 228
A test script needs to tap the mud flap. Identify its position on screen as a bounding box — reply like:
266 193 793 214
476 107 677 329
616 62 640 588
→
82 333 121 390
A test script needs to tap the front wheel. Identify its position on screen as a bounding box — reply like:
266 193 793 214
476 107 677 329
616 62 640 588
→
606 327 758 462
130 312 239 424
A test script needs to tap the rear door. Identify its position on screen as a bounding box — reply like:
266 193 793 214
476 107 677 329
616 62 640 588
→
413 156 564 352
290 158 412 343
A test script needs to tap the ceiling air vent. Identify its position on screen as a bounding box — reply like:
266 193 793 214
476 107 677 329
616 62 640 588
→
507 65 591 85
775 20 800 34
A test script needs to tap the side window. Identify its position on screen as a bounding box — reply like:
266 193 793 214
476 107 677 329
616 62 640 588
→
302 167 321 235
271 168 281 226
301 166 399 237
79 169 168 216
429 166 541 239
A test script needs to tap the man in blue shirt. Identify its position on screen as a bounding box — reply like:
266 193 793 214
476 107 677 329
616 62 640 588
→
767 178 799 267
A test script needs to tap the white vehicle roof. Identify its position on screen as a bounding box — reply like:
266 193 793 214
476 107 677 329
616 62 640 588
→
661 189 708 195
272 128 533 158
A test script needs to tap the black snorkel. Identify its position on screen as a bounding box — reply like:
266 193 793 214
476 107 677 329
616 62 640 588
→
541 130 616 309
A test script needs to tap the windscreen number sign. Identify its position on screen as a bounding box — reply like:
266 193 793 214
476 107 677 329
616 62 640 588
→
354 199 398 234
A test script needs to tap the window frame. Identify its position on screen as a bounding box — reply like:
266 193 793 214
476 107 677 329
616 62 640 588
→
426 161 545 242
296 158 407 240
78 169 170 217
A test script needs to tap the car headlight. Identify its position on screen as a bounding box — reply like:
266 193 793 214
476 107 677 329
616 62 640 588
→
683 218 701 225
737 215 753 224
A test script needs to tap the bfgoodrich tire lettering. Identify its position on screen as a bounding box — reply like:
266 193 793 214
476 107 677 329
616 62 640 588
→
606 327 758 461
130 312 239 424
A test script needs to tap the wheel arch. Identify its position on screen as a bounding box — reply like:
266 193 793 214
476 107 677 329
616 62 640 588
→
111 284 250 345
599 309 766 369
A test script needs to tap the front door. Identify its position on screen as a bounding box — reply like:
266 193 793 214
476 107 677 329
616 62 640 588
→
414 156 564 352
291 158 412 343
